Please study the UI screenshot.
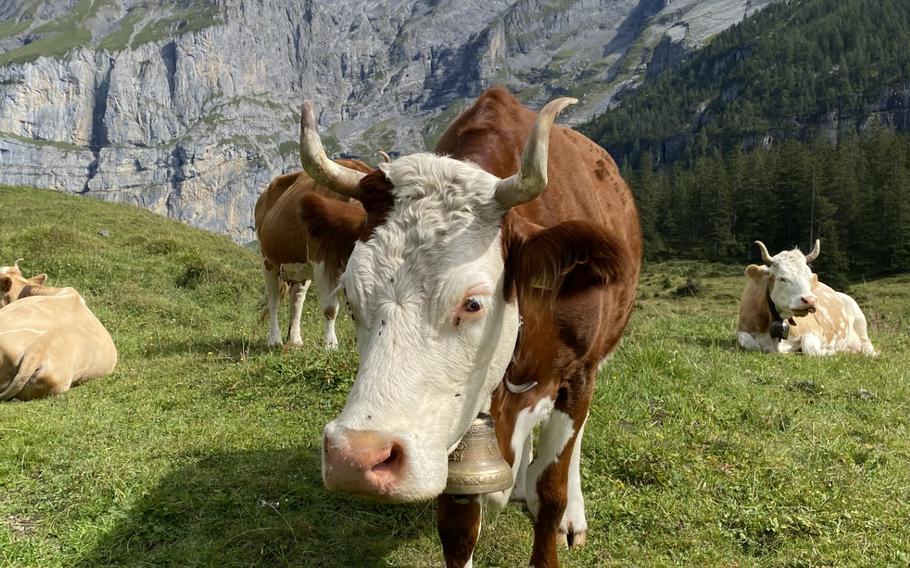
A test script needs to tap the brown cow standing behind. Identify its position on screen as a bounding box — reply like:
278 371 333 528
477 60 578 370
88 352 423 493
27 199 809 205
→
296 87 642 567
0 270 117 401
254 160 372 348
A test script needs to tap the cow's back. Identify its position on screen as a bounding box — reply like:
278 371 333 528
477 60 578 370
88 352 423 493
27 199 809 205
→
256 160 371 266
436 87 642 254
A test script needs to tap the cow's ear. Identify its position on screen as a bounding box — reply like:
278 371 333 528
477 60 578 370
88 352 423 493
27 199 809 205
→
507 220 629 300
29 274 47 285
0 276 10 293
811 273 819 287
745 264 768 280
300 193 366 279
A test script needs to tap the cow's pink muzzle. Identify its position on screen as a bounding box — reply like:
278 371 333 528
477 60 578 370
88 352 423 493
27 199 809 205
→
323 427 406 497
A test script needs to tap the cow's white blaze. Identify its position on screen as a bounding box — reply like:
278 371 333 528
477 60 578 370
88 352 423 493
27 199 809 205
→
324 154 521 501
526 409 576 522
486 397 554 510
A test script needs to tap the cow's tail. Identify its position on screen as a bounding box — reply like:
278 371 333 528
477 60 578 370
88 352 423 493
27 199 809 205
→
0 351 42 401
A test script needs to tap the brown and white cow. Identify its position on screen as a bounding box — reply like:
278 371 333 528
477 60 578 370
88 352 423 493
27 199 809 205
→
296 87 641 567
0 278 117 401
0 259 48 309
255 161 372 348
737 240 877 356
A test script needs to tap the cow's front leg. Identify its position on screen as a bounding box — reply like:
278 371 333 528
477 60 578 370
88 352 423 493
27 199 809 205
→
286 280 310 346
438 494 482 568
262 262 283 347
313 262 339 349
527 407 585 567
558 414 587 547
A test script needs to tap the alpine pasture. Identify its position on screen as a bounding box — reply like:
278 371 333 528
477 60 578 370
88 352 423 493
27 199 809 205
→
1 185 909 567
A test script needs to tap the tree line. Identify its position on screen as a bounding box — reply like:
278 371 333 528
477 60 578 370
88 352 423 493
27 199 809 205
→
624 128 910 286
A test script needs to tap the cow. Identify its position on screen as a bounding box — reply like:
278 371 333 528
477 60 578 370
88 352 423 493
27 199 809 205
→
0 259 48 309
0 280 117 401
737 240 877 356
296 87 642 567
255 161 372 348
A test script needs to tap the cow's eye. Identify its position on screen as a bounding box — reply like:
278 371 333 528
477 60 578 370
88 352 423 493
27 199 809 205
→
465 298 483 313
779 277 788 283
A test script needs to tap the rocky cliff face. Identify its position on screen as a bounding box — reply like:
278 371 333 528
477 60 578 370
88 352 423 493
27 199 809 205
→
0 0 773 242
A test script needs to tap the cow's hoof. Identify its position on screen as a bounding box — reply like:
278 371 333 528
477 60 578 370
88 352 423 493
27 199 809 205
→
267 339 283 348
558 528 587 548
324 341 339 350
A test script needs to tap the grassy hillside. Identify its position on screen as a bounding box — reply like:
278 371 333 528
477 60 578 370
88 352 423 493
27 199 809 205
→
1 186 909 567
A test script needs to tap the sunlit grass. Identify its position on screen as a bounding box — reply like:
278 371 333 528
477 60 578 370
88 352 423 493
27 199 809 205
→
1 186 908 566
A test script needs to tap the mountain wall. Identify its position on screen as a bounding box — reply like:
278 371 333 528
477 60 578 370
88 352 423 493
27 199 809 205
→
0 0 773 242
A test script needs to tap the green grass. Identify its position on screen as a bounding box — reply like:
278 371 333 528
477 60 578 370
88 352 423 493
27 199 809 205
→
1 186 909 566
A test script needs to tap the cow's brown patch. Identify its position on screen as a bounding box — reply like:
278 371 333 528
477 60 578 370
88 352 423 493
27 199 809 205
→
298 194 365 281
436 495 481 568
503 217 629 303
358 169 395 241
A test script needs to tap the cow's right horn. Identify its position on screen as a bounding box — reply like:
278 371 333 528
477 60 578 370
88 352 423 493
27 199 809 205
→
13 258 23 270
755 240 775 264
494 96 578 208
804 239 820 263
299 100 365 199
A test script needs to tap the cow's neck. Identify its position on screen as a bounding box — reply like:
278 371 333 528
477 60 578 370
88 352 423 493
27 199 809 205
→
766 279 796 341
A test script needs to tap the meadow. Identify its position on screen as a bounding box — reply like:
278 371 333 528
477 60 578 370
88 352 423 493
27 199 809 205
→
1 185 908 567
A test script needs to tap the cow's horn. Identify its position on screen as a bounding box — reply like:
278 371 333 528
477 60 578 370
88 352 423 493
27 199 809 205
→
13 258 23 270
378 150 392 164
494 97 578 208
804 239 820 263
299 100 365 199
755 240 775 264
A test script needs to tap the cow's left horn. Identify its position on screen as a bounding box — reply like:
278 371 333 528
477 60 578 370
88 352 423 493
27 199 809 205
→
755 240 775 264
378 150 392 164
13 258 23 270
804 239 820 263
299 100 365 199
494 97 578 208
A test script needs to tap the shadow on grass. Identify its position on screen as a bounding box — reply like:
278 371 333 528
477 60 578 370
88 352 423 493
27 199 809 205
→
142 337 275 359
693 336 739 351
75 446 433 567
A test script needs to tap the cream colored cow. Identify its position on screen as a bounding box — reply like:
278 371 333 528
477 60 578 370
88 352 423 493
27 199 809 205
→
0 274 117 401
737 240 877 356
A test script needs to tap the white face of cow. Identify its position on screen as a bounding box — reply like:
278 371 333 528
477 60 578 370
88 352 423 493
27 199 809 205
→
762 248 819 318
322 154 521 502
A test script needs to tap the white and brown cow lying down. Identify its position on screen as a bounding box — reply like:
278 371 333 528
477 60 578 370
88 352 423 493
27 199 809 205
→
737 240 877 356
297 87 641 567
0 264 117 401
255 160 372 348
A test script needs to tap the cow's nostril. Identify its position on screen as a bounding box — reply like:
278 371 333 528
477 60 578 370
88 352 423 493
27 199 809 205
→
371 443 403 474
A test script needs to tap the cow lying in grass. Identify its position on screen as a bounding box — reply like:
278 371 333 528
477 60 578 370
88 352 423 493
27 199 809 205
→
737 240 877 356
0 267 117 401
255 161 372 348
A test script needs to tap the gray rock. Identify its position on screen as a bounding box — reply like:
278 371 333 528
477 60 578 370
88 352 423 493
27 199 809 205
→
0 0 778 242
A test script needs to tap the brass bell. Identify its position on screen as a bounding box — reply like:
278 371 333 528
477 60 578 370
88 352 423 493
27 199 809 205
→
444 413 513 495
